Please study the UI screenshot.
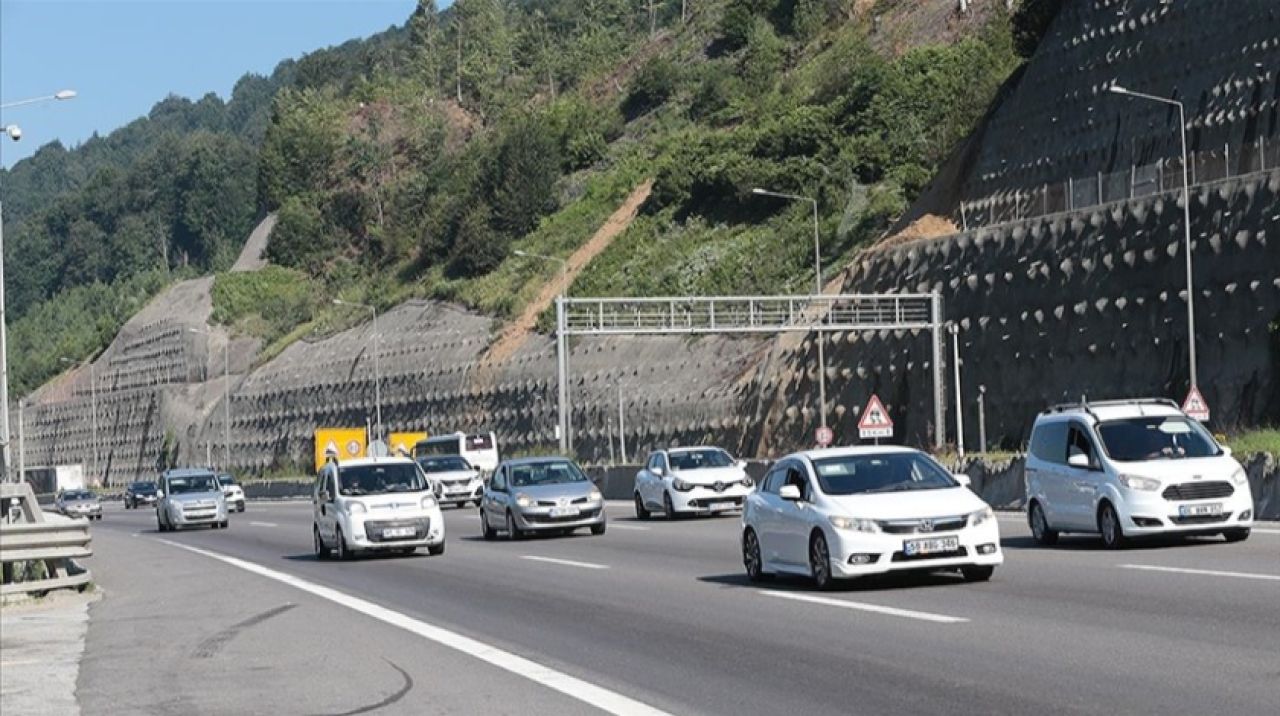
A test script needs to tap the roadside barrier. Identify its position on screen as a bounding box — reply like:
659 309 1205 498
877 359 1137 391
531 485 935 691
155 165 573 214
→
0 482 93 596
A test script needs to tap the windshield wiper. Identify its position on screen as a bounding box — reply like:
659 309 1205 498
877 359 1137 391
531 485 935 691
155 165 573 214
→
862 483 915 494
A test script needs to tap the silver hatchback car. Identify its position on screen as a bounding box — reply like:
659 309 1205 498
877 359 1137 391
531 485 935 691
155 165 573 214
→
481 457 605 539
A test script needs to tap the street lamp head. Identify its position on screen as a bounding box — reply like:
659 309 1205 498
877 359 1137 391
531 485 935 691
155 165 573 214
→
513 250 529 257
332 299 345 306
55 90 77 100
1108 85 1130 95
4 124 21 142
751 188 768 195
59 356 74 365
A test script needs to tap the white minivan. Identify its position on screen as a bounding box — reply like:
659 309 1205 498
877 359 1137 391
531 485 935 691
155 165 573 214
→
313 457 445 560
1025 399 1253 548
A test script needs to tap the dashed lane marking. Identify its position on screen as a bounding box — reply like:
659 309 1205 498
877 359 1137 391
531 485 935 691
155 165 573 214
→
1119 564 1280 582
520 555 610 570
759 590 970 624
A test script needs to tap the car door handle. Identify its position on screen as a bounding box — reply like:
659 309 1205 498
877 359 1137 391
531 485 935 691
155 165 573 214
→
1074 481 1093 490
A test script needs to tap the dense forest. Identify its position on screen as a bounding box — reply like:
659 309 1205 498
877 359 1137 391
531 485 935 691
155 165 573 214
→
2 0 1059 396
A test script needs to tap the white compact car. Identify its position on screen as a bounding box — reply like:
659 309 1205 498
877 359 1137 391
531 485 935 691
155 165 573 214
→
634 447 755 519
217 473 246 513
741 447 1002 588
312 457 445 560
1025 399 1253 548
417 455 484 508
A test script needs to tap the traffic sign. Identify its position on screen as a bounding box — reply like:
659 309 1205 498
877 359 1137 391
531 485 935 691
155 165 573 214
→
1182 386 1210 422
815 426 834 447
858 394 894 439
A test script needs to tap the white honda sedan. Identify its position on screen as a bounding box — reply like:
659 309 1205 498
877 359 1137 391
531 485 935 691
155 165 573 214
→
741 447 1002 588
634 447 754 519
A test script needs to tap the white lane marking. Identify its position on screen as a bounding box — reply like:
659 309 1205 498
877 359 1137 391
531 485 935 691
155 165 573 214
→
520 555 610 570
610 524 649 531
1251 527 1280 535
759 590 970 624
156 539 669 715
1119 564 1280 582
248 521 279 528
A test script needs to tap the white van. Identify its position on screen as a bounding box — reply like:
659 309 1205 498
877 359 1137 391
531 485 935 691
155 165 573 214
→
1025 399 1253 548
413 432 499 475
312 457 445 560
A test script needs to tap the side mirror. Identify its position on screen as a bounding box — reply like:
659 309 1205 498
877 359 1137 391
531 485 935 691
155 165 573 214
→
1067 453 1090 469
318 490 331 503
952 473 972 488
779 485 802 501
735 460 747 469
434 483 443 498
156 490 165 499
1220 445 1233 457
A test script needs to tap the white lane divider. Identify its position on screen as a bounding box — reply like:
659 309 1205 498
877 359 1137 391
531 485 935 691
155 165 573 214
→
248 521 279 528
609 524 650 531
1251 527 1280 535
1118 564 1280 582
759 590 970 624
156 539 670 716
521 555 610 570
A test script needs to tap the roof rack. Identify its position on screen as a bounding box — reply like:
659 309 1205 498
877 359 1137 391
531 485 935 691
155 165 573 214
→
1041 397 1179 419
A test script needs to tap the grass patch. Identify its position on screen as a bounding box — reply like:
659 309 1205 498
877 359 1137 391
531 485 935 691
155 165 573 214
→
1222 428 1280 457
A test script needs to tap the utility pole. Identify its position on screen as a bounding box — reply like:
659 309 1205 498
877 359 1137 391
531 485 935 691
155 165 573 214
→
617 384 628 464
977 385 987 455
950 323 965 458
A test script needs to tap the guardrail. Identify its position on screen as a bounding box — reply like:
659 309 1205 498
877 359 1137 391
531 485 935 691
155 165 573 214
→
0 482 93 596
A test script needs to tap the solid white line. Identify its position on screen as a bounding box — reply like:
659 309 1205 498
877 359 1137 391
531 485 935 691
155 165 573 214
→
759 590 970 624
156 539 668 715
1119 564 1280 582
520 555 610 570
1251 527 1280 535
610 524 650 531
248 521 279 528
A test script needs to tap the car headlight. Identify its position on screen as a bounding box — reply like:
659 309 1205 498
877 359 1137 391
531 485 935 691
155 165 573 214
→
672 478 695 492
421 495 437 510
1229 467 1247 486
588 488 602 501
347 501 367 514
1118 474 1161 491
829 515 878 533
968 506 994 527
515 493 535 508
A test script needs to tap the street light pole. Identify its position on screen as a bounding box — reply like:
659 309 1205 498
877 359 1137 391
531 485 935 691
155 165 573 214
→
949 323 965 458
514 250 572 453
333 300 382 441
752 188 828 432
0 89 76 481
1109 84 1197 388
188 329 231 470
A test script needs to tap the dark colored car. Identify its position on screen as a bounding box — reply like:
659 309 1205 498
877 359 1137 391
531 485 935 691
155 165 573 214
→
125 481 159 509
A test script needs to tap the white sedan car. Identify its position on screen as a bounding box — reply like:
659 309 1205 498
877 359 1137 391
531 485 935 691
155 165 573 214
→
742 447 1002 588
417 455 485 508
634 447 754 519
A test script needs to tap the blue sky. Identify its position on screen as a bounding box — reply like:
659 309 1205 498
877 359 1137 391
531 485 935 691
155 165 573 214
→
0 0 424 168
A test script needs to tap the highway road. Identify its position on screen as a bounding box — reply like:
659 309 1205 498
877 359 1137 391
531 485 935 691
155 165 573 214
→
80 500 1279 715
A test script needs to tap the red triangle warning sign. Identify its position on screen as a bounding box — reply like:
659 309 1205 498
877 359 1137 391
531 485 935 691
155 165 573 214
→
1182 386 1210 422
858 394 894 439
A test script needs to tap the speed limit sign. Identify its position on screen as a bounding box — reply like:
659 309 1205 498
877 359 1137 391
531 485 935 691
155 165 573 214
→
815 426 834 447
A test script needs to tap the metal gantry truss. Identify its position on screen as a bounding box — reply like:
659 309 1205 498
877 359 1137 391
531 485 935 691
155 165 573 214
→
554 293 946 451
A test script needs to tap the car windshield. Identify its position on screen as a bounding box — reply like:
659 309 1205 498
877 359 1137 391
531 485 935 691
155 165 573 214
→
811 452 957 495
418 456 473 473
1096 417 1221 461
167 474 220 494
63 490 94 501
668 449 735 470
132 482 157 493
217 475 237 485
509 461 587 487
338 463 427 496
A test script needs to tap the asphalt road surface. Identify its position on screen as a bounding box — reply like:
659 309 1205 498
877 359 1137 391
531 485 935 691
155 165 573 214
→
80 500 1280 715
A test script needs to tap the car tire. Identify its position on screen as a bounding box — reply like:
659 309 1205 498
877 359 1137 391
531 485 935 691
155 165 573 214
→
591 522 606 536
157 515 166 533
1099 503 1126 550
238 504 245 513
742 528 769 583
634 493 651 521
810 532 834 590
481 512 496 541
961 565 995 582
428 543 446 556
1029 502 1059 546
663 492 680 520
505 511 522 541
314 526 331 560
335 527 351 560
221 521 229 529
1223 528 1250 543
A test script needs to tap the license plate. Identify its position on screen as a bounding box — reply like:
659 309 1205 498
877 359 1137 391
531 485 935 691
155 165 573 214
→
383 527 415 538
904 537 959 556
709 502 736 511
549 506 580 518
1179 503 1223 517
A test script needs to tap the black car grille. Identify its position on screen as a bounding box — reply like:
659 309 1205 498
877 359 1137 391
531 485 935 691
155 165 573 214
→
364 518 429 542
526 508 601 524
536 497 591 507
1168 513 1232 526
877 517 968 535
688 497 744 509
890 547 969 562
1161 481 1234 501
